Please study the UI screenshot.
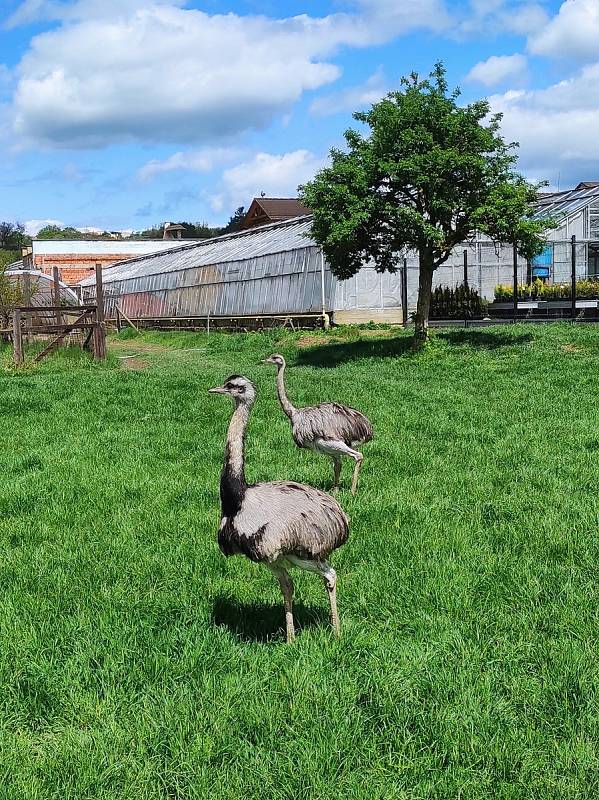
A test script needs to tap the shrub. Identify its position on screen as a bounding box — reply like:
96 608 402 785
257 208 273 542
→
431 283 488 319
493 279 599 302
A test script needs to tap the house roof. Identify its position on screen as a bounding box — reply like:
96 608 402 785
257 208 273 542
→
243 197 310 228
78 214 316 286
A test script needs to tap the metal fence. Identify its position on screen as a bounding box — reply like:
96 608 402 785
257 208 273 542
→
409 237 593 305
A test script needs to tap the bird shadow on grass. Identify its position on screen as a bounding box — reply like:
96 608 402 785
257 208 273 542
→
212 595 328 643
436 328 534 350
295 335 413 368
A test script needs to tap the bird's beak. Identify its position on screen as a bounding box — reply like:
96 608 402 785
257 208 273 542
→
208 385 227 394
263 357 274 364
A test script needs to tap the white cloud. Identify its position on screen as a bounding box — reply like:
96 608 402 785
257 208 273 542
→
458 0 548 36
466 54 528 87
310 68 388 116
24 218 64 235
8 0 450 150
5 0 187 28
528 0 599 61
137 147 239 182
215 150 326 211
491 62 599 185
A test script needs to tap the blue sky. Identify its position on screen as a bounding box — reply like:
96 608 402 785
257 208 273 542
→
0 0 596 234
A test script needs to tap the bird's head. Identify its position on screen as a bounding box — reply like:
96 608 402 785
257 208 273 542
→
263 353 286 370
208 375 256 406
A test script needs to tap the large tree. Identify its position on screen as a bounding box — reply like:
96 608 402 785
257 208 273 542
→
300 63 553 343
0 222 28 251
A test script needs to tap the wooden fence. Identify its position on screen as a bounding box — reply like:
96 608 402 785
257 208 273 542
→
8 263 107 366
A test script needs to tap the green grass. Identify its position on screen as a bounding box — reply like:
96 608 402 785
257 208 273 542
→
1 323 599 798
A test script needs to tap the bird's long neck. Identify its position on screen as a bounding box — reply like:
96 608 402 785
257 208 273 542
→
276 365 296 419
220 401 250 516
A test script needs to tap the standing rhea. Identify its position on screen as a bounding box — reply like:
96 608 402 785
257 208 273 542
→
209 375 349 643
264 354 373 495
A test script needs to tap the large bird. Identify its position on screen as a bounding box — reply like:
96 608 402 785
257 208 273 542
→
209 375 349 643
264 354 373 495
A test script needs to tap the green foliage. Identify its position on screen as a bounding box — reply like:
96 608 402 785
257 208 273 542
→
0 263 23 329
495 279 599 301
431 282 488 319
134 211 246 241
301 62 555 338
302 63 552 280
0 250 20 269
0 222 30 251
36 224 87 240
0 324 599 796
221 205 246 234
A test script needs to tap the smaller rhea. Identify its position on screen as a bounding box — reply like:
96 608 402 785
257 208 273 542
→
209 374 350 643
264 354 373 495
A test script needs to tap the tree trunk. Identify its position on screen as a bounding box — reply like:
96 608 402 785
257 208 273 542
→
413 250 434 347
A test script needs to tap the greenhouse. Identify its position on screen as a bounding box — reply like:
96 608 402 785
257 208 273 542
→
6 264 79 310
78 184 599 323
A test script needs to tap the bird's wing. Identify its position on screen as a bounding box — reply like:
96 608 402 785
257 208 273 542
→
226 482 349 563
293 403 373 447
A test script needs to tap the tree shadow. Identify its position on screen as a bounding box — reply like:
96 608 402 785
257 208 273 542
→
436 328 534 349
295 335 413 368
212 594 329 643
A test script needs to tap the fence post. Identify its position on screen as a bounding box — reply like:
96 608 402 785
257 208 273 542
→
571 235 577 320
463 249 469 327
12 309 23 365
512 244 518 323
401 257 408 328
52 266 62 328
94 262 107 361
22 273 31 340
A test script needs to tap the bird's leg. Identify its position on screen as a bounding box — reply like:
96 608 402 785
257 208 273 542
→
269 564 295 643
332 457 342 492
350 452 364 496
286 556 341 638
322 564 340 637
315 439 362 494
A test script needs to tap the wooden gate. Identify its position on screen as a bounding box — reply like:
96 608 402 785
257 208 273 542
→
8 263 107 366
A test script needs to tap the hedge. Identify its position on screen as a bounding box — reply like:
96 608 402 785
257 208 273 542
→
431 283 488 319
494 279 599 302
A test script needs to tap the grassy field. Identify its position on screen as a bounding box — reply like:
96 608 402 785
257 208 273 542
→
1 323 599 799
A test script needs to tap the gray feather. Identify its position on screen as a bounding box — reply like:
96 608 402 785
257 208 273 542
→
291 403 373 449
219 481 349 563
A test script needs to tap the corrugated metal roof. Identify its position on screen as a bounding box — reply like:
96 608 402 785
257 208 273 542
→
532 184 599 220
79 215 316 286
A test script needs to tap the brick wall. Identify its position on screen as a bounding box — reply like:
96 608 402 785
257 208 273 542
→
33 254 132 287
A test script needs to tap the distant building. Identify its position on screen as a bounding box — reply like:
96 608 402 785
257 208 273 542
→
24 239 199 287
242 198 310 229
163 223 186 240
